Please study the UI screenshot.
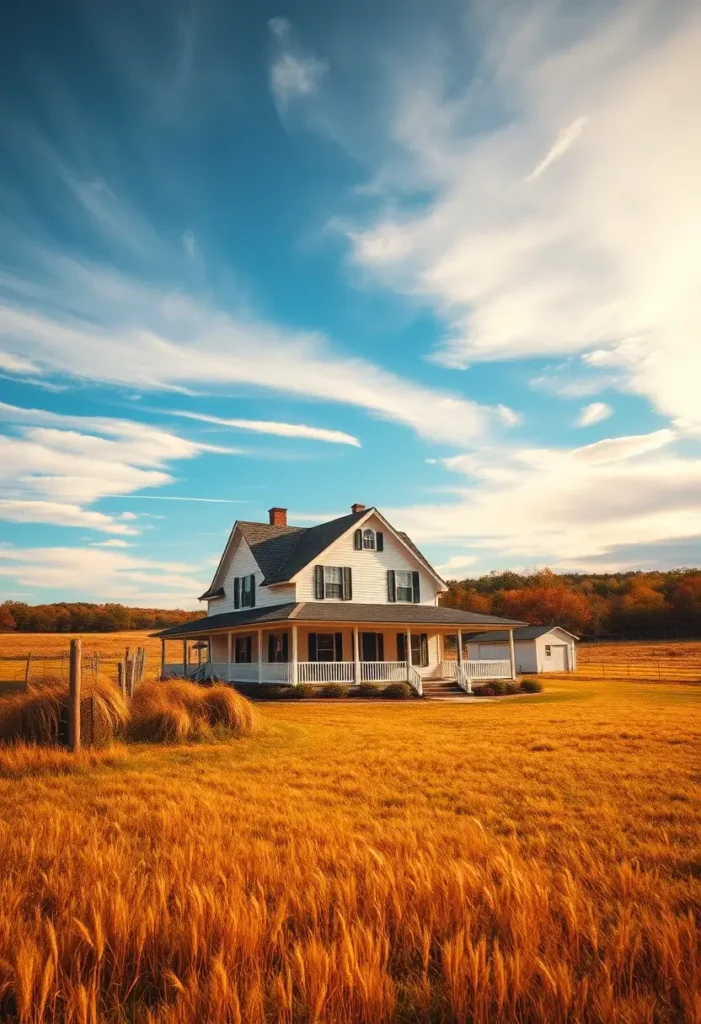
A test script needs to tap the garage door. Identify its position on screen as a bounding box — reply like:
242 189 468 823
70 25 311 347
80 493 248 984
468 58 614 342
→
544 645 567 671
478 644 508 661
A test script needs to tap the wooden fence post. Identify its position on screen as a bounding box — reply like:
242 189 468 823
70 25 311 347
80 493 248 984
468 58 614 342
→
126 657 135 698
69 638 81 752
24 653 32 691
117 661 125 696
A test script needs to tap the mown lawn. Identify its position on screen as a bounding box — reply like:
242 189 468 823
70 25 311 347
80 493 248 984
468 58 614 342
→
1 678 700 1022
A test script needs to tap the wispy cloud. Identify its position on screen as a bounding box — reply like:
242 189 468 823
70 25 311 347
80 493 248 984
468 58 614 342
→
576 402 613 427
391 429 701 569
0 259 503 446
0 402 238 532
0 545 204 607
268 17 328 113
169 410 361 447
346 4 701 431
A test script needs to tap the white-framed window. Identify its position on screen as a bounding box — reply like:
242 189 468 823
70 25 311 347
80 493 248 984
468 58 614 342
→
324 566 344 600
544 644 552 656
396 570 413 602
241 575 254 607
362 528 375 550
235 636 252 663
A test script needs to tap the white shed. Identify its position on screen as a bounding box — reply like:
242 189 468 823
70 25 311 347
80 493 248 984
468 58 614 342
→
465 625 578 674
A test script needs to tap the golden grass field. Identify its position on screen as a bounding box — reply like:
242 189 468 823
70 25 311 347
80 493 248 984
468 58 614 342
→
0 634 700 1022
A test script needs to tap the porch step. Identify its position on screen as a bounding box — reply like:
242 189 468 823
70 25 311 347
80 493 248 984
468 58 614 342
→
422 679 465 698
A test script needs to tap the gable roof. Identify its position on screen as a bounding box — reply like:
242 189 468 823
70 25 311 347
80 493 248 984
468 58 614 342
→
465 625 579 643
264 510 368 583
203 506 444 597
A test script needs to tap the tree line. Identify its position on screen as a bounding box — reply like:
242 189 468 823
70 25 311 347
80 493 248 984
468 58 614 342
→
441 568 701 639
0 602 204 633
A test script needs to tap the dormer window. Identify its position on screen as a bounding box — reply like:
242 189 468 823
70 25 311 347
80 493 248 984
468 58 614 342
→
353 528 384 551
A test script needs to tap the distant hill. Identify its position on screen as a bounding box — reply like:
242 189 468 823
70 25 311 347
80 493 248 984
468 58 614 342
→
441 568 701 640
0 602 204 633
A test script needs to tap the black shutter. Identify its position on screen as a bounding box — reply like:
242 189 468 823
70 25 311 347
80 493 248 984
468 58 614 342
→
246 636 252 663
353 529 362 550
397 632 406 661
387 570 396 603
250 574 256 607
334 633 343 661
308 633 318 662
342 567 352 601
234 577 240 609
376 531 384 552
314 565 325 600
377 633 384 661
412 571 420 603
282 633 289 662
420 634 429 668
268 634 275 662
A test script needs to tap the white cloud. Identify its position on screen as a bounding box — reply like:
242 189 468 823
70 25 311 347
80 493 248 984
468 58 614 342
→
169 410 361 446
434 554 476 575
0 500 137 534
396 429 701 568
0 545 204 607
0 402 237 532
91 538 132 547
576 401 613 427
0 351 40 374
268 18 328 111
346 4 701 430
0 260 502 446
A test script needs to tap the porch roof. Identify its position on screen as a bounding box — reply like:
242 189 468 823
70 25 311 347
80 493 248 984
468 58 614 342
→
153 602 526 639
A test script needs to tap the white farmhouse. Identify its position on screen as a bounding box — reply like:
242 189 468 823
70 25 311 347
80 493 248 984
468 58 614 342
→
155 503 527 695
466 625 578 674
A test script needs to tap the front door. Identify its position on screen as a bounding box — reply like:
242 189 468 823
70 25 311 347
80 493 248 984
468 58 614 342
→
361 632 384 661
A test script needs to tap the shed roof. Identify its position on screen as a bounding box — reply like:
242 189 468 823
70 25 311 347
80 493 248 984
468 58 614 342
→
466 625 579 643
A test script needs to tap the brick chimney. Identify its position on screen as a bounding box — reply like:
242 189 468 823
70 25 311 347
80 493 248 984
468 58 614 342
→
268 507 288 527
351 503 366 514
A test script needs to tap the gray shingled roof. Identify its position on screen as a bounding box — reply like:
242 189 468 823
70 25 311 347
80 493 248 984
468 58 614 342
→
238 522 307 581
465 625 577 643
263 510 369 583
155 603 297 637
154 603 525 638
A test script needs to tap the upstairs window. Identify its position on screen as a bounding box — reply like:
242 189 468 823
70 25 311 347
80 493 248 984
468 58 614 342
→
362 528 375 550
396 570 413 602
354 528 384 551
324 566 344 600
314 565 352 600
233 574 256 609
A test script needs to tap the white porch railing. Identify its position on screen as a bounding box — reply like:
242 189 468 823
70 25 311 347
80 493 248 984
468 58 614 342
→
360 661 408 683
466 659 512 679
297 662 355 683
455 663 472 695
407 665 423 696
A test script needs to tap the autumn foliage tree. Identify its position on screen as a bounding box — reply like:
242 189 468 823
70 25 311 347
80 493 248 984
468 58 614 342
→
441 569 701 639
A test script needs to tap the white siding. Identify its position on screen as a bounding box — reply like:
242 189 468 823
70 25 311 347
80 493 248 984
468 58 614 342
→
467 629 576 673
294 512 441 606
208 533 295 615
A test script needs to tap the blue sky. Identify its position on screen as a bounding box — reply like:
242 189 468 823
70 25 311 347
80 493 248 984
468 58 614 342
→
1 0 700 607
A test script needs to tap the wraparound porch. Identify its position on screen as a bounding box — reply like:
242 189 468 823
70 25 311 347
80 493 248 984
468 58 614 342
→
161 622 517 696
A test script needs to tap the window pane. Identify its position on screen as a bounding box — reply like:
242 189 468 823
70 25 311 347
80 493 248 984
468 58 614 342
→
317 634 335 662
362 529 375 550
324 566 343 599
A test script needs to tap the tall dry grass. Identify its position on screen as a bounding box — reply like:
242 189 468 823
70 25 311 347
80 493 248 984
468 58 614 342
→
128 680 259 742
0 679 129 746
0 677 699 1022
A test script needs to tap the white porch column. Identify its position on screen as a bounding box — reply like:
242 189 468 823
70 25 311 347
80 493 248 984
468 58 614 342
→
257 629 263 685
353 626 361 684
227 632 233 667
508 628 517 679
456 630 463 667
406 629 412 682
291 625 298 686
